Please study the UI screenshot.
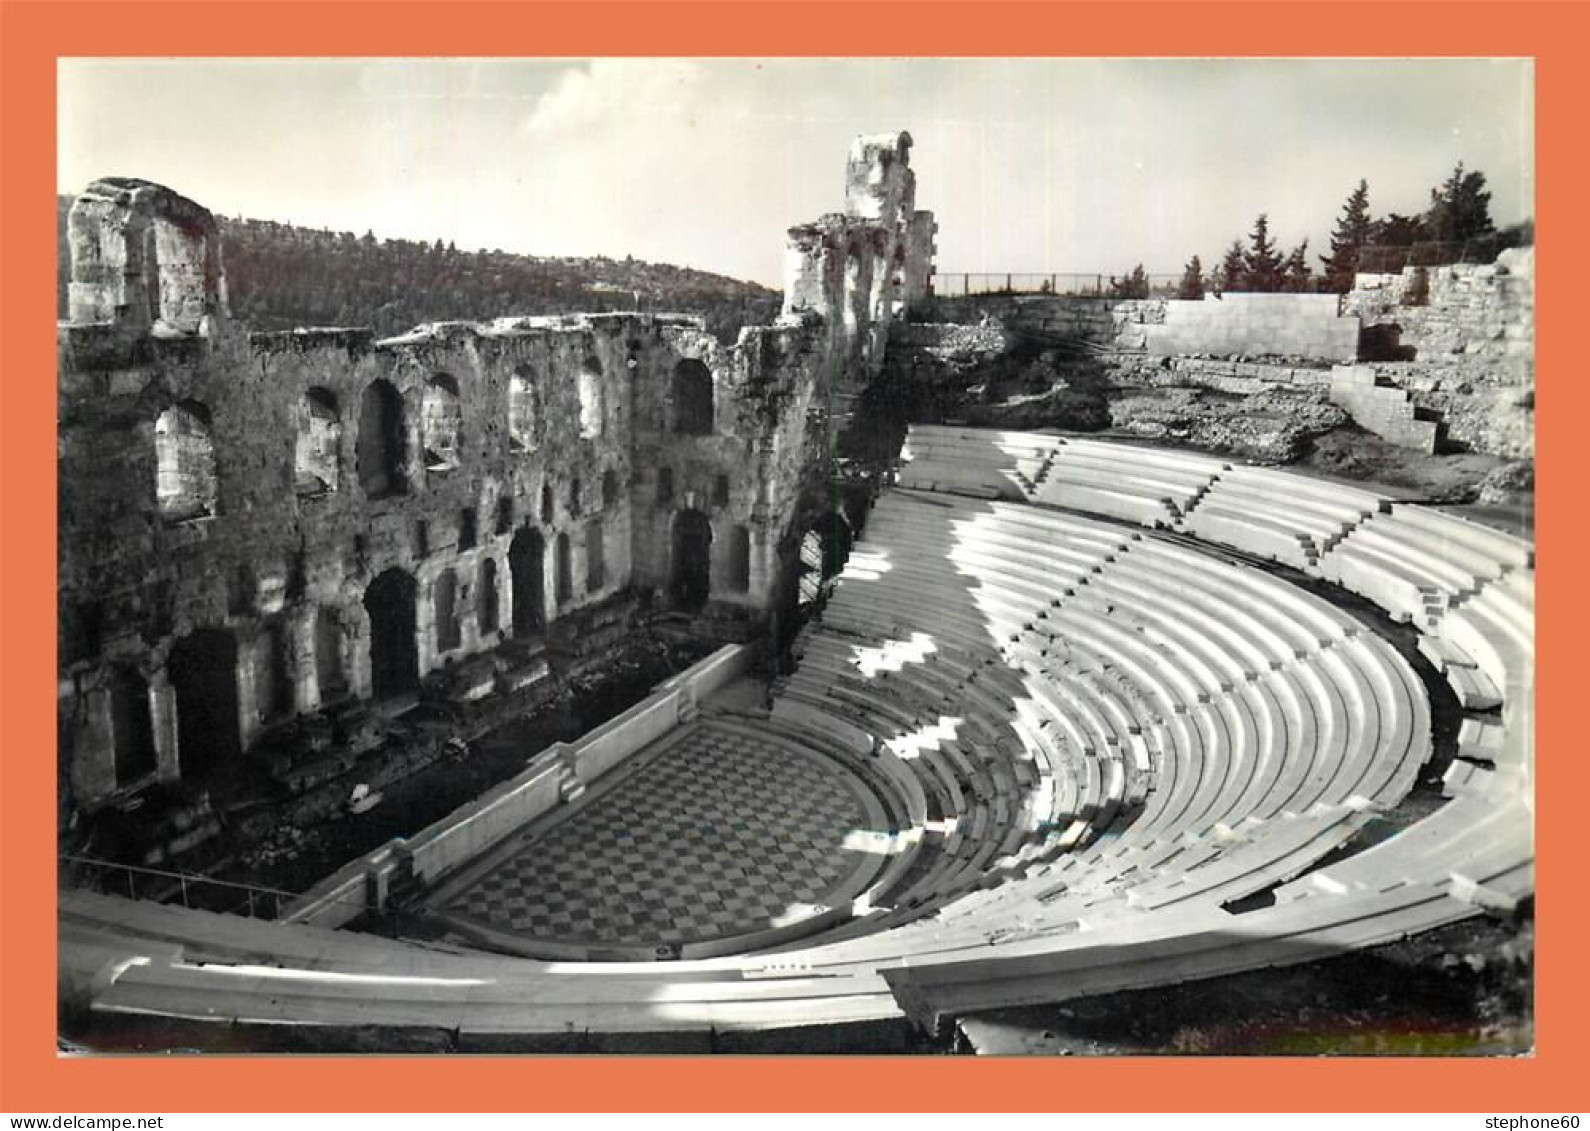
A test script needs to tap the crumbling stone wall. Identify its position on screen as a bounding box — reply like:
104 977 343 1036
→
1347 247 1534 361
59 134 914 810
1344 247 1534 457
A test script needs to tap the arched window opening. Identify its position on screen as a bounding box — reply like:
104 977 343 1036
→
540 482 555 524
672 358 714 435
585 520 606 592
434 569 461 653
357 380 406 498
294 387 341 497
602 468 620 508
713 474 730 507
726 525 752 593
671 509 713 612
570 477 582 517
578 358 604 439
478 558 500 636
555 532 573 604
154 400 217 521
422 373 463 472
495 496 514 536
459 506 477 551
508 366 537 452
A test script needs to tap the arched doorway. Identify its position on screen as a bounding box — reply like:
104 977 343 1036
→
364 568 418 700
671 509 713 612
798 511 853 608
168 629 241 780
509 528 545 637
478 558 499 636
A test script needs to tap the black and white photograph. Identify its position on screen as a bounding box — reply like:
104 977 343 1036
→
53 56 1535 1058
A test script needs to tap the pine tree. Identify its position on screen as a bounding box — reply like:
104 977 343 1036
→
1425 162 1496 248
1244 214 1284 293
1320 179 1374 292
1282 240 1312 292
1217 239 1247 293
1177 255 1205 300
1110 264 1150 300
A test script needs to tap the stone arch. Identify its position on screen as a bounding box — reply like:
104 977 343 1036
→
294 387 341 496
422 373 463 472
508 365 537 452
168 628 241 780
364 568 418 700
154 400 217 521
357 379 406 498
578 357 604 439
671 509 713 612
108 665 157 787
434 568 461 653
672 358 714 435
509 527 546 637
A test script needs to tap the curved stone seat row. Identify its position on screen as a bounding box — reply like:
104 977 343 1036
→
765 485 1431 952
57 431 1534 1044
899 424 1227 526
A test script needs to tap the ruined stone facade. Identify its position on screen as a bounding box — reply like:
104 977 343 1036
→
782 131 937 385
58 138 934 809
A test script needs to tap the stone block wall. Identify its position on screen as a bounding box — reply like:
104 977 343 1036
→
1328 365 1439 453
1143 293 1360 361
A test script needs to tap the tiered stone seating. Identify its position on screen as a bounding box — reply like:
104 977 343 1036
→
900 424 1227 528
1315 504 1530 626
58 430 1532 1046
1178 464 1385 570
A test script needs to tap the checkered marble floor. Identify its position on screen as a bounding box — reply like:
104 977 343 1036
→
429 720 887 949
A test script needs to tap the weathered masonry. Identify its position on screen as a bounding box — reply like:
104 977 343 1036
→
57 135 935 808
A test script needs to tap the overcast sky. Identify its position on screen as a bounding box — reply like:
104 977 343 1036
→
58 58 1533 287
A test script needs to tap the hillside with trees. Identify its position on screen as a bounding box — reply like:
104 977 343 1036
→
57 196 782 340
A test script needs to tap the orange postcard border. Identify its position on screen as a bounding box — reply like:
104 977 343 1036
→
1 0 1582 1113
